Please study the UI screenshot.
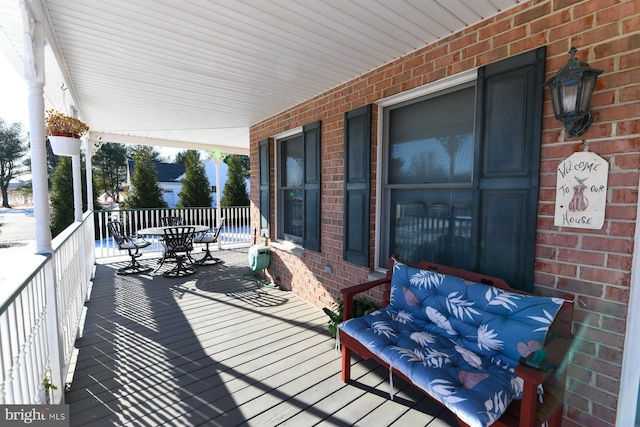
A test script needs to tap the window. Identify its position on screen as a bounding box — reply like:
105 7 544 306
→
382 85 475 268
275 121 321 251
378 47 546 290
278 134 304 242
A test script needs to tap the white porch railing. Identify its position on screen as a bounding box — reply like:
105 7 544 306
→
94 206 251 258
0 207 251 405
0 211 95 404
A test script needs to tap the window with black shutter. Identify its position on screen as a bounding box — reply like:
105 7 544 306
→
380 47 545 291
276 121 321 252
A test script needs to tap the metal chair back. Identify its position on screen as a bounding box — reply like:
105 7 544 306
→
210 217 225 242
160 216 184 226
162 226 195 254
195 217 225 243
107 221 128 246
106 220 151 274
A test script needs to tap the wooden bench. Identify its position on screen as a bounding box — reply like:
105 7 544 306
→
338 257 574 427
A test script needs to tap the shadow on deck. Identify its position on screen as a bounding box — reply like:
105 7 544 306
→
66 248 456 426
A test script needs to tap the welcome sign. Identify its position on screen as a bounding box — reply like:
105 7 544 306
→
554 151 609 230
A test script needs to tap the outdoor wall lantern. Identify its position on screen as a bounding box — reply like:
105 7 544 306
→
545 47 603 138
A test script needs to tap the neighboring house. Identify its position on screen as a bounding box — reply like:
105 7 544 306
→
127 160 185 208
249 2 640 427
127 158 249 208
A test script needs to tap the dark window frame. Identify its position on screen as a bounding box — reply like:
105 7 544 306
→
275 121 321 251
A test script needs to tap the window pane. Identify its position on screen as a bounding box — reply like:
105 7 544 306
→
388 86 475 184
388 189 473 269
281 135 303 187
283 189 303 239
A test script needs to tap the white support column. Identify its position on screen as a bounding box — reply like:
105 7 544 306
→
72 155 83 222
215 157 222 249
84 137 94 211
21 0 52 255
21 1 63 404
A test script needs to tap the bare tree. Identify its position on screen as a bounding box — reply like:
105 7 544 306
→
93 142 127 204
0 119 28 208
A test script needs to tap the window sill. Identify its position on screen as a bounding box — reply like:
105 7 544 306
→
367 270 386 281
271 240 304 257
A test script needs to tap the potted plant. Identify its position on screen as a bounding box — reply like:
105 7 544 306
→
322 297 378 338
45 109 89 156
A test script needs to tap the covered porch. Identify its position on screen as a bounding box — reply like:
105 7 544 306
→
1 1 639 426
66 248 456 426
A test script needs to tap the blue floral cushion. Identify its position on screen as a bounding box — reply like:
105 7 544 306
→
338 260 565 427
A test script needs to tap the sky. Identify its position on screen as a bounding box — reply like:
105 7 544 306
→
0 54 29 128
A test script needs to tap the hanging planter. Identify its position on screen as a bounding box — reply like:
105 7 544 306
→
49 134 82 156
45 110 89 157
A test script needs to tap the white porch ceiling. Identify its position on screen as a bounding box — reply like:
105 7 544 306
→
0 0 523 155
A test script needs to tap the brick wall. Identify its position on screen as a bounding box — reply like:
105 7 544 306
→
250 1 640 425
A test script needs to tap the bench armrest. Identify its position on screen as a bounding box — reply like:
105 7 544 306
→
340 277 391 321
514 335 573 427
517 335 573 373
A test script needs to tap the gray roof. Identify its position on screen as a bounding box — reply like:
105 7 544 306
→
127 161 185 183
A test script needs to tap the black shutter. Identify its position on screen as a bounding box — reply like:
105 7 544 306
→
303 121 321 251
343 105 372 266
473 46 546 291
259 138 270 237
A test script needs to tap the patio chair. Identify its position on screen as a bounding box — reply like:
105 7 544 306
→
194 217 225 265
160 216 184 226
158 216 184 260
159 226 197 277
107 221 152 275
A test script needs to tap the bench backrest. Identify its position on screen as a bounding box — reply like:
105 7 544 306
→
388 259 570 368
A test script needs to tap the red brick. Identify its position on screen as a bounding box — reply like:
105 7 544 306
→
514 2 551 26
537 232 579 248
604 285 630 303
493 26 528 47
615 153 640 171
607 254 632 271
580 267 629 287
557 249 605 266
597 1 640 26
594 33 640 58
557 276 604 297
576 0 620 18
601 315 628 335
549 15 595 41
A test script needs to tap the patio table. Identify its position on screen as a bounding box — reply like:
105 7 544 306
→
137 225 210 237
137 225 211 277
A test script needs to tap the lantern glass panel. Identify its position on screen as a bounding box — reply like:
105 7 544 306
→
560 79 579 114
579 74 597 113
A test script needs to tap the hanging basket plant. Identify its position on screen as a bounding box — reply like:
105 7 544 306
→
45 110 89 156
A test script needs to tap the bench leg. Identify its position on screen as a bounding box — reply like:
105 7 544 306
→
341 346 351 382
519 381 537 427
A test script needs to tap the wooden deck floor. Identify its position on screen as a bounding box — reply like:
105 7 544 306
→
66 248 457 426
